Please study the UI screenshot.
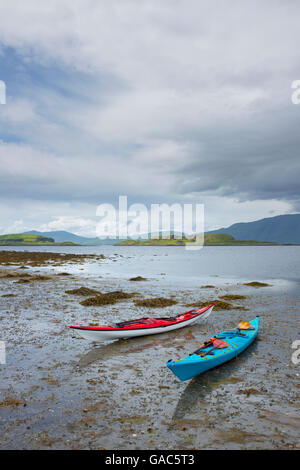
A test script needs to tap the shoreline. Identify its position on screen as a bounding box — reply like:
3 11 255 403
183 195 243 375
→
114 242 297 246
1 242 299 247
0 243 78 247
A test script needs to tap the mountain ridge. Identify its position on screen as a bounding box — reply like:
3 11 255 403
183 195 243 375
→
11 213 300 245
207 214 300 244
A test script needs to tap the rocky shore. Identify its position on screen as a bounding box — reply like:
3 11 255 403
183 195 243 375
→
0 250 299 450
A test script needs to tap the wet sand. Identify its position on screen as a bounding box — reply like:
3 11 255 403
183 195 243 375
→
0 250 299 450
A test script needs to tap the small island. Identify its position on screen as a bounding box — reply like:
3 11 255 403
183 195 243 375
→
0 233 77 246
115 233 278 246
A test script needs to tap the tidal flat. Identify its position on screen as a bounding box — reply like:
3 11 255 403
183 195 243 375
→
0 246 299 450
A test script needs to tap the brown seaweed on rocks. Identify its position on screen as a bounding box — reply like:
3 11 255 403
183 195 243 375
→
220 294 247 301
15 275 51 283
65 287 101 296
15 278 31 284
0 250 105 266
80 290 137 306
0 396 25 407
0 272 32 279
129 276 148 281
237 388 262 397
243 281 271 287
0 271 52 283
134 297 178 308
185 300 234 311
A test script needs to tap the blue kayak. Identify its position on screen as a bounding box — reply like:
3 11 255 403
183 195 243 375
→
167 316 259 381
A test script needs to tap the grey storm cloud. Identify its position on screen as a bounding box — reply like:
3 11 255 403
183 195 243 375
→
0 0 300 232
174 104 300 203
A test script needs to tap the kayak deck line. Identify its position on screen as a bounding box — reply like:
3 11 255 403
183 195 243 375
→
170 328 257 364
172 342 237 363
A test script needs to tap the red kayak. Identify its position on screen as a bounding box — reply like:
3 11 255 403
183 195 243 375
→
70 304 214 342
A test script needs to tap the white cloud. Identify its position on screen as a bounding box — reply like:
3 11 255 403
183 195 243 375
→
39 216 97 236
0 98 37 123
2 219 26 235
203 197 293 231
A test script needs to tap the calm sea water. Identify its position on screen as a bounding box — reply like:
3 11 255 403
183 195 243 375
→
2 245 300 289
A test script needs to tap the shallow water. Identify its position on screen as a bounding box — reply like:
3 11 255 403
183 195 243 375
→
2 244 299 285
0 246 299 449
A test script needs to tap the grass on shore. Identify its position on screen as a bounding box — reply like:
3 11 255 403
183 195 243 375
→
0 233 76 246
116 233 277 246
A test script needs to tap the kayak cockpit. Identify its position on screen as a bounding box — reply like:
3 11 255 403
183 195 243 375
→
114 309 201 329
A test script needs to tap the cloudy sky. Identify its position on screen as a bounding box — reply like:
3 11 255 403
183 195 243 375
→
0 0 299 236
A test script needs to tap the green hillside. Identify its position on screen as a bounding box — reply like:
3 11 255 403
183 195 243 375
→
0 233 77 246
116 233 277 246
208 214 300 244
24 230 118 245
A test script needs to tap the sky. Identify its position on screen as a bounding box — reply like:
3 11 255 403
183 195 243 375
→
0 0 299 237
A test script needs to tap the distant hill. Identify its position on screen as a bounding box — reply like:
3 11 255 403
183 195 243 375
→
0 233 76 246
4 214 297 246
208 214 300 244
24 230 119 245
116 233 277 246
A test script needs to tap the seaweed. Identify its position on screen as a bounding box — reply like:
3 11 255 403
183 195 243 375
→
185 297 250 311
15 275 51 283
220 294 247 301
134 297 178 308
129 276 148 281
15 278 31 284
243 281 270 287
0 397 25 407
1 271 51 283
0 272 31 279
185 300 233 311
0 250 105 266
65 287 101 296
80 290 137 306
237 388 262 397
